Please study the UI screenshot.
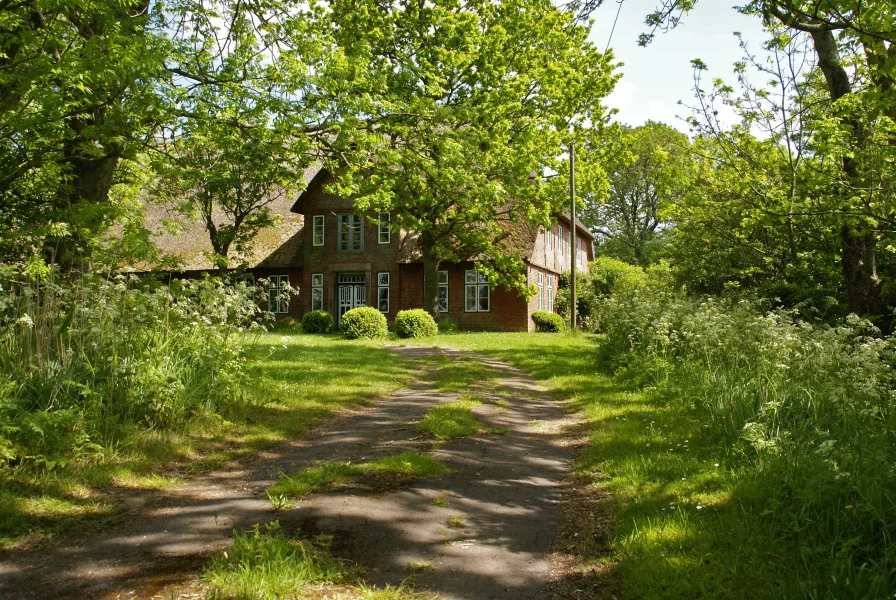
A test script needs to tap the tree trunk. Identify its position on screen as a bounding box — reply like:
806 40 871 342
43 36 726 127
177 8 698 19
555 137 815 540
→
420 232 441 316
49 150 120 268
810 28 881 316
841 225 880 316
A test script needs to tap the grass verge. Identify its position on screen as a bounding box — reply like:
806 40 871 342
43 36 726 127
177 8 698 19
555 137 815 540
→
0 332 416 548
266 451 447 500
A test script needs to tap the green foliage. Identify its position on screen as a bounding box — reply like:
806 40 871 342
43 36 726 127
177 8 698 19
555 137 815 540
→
204 521 361 599
582 122 691 265
531 311 565 332
301 310 334 334
594 278 896 596
587 257 649 296
0 271 266 466
267 452 447 499
340 307 388 340
394 309 438 339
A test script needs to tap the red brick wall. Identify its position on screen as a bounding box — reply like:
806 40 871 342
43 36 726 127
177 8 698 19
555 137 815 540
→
299 172 407 324
398 262 530 332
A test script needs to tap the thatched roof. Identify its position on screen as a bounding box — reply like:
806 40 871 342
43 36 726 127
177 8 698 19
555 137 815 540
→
130 166 320 271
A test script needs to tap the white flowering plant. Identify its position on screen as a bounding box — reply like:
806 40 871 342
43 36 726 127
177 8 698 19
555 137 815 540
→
0 268 270 466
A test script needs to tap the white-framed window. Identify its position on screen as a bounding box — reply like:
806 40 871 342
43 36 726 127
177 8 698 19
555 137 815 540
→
377 272 390 313
268 275 290 314
312 215 325 247
338 213 363 251
537 271 544 310
438 270 449 312
547 274 555 312
546 226 553 253
311 273 324 311
577 237 586 266
464 270 490 312
377 212 391 244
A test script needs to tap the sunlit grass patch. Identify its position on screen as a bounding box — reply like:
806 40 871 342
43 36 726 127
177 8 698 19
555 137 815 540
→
203 521 360 599
428 352 499 393
266 452 447 501
446 515 465 528
416 397 505 440
326 581 433 599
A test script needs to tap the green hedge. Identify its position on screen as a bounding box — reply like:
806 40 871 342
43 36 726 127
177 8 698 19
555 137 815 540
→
340 307 388 339
532 310 565 332
301 310 333 333
394 309 439 338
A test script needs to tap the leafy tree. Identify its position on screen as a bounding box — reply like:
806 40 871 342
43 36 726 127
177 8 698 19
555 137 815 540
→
320 0 617 315
582 121 691 264
0 0 168 266
152 6 325 269
638 0 896 316
0 0 330 270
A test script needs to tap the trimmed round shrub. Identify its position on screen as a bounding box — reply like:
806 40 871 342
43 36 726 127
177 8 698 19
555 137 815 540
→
340 306 388 339
532 310 565 332
394 309 439 338
301 310 333 334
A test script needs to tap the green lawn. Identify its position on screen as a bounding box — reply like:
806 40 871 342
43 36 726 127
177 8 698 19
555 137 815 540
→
0 331 417 548
423 332 797 600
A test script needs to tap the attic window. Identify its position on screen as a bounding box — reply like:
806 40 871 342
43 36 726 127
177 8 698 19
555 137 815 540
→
313 215 324 247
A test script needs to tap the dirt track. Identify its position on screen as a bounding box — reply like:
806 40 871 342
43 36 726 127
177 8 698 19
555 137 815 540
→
0 347 584 600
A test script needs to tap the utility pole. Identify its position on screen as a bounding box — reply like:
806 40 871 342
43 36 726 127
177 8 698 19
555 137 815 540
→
569 141 577 330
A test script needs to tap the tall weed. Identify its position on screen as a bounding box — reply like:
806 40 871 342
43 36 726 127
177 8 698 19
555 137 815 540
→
594 259 896 598
0 270 268 467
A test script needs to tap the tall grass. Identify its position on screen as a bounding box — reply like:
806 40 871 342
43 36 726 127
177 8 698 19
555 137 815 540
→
594 262 896 598
0 270 266 467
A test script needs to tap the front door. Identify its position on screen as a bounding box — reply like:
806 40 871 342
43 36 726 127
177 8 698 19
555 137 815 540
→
337 273 366 322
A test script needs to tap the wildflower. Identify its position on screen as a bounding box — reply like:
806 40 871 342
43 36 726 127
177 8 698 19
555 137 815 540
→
16 313 34 329
696 505 704 510
845 505 854 510
714 463 720 467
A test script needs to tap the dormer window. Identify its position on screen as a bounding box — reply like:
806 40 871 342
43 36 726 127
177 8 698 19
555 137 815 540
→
312 215 325 247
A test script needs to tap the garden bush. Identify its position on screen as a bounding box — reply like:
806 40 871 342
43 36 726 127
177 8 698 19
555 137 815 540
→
531 310 564 332
301 310 333 334
394 309 438 338
339 307 388 340
0 271 267 466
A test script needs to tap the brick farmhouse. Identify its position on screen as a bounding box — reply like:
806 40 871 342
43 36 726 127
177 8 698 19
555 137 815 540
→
141 167 593 331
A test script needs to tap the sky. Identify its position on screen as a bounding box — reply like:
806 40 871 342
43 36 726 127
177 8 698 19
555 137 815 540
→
587 0 771 132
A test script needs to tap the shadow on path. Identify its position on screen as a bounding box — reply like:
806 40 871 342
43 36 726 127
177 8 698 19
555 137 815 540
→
0 347 579 600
